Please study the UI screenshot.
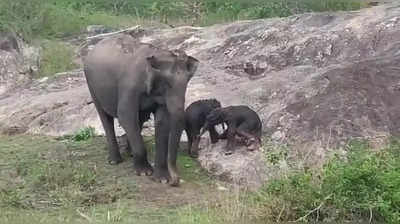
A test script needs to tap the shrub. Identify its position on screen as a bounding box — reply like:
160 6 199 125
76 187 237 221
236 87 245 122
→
253 139 400 223
1 0 366 41
38 40 78 77
72 127 97 142
0 0 46 41
323 140 400 223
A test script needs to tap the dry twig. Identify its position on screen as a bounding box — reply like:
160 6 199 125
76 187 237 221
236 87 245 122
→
76 209 92 222
86 25 141 40
292 194 332 223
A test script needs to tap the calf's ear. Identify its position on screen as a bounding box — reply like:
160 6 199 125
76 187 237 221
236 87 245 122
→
147 56 161 70
186 56 199 75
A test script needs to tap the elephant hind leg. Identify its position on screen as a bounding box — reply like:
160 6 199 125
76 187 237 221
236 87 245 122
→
93 103 122 164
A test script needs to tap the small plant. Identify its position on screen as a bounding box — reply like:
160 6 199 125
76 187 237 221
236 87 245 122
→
72 126 96 142
261 138 289 165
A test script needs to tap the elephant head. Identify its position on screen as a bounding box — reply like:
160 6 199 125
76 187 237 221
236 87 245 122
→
199 108 225 137
145 50 199 186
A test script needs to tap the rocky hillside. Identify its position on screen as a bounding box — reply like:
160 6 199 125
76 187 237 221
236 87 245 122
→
1 1 400 148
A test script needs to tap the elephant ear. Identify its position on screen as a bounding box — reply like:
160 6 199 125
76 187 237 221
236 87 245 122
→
206 108 223 125
145 55 175 94
145 56 158 95
147 56 162 70
186 56 199 76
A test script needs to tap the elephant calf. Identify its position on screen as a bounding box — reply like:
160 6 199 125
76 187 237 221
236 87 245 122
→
83 34 199 186
200 105 262 155
184 99 222 158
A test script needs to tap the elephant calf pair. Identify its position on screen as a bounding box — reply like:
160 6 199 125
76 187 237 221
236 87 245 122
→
83 34 261 187
184 99 262 158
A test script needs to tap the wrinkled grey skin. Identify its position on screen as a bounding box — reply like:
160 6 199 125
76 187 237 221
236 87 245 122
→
200 105 262 155
83 34 199 186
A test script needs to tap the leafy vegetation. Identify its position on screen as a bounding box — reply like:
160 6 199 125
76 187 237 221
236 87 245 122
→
1 134 398 223
71 126 97 141
250 139 400 223
38 40 79 77
0 0 365 41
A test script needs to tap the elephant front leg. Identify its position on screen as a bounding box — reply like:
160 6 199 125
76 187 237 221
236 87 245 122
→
190 135 201 158
185 128 193 156
187 125 201 158
92 101 122 164
153 107 171 183
225 126 237 155
125 111 152 157
118 102 153 176
209 126 219 144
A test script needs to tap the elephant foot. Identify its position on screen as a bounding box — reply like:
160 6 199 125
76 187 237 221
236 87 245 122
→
189 150 199 158
189 145 200 158
169 173 180 187
133 160 153 176
224 148 234 156
152 168 171 184
108 155 123 165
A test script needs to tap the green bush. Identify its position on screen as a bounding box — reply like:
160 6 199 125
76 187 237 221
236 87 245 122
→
71 126 97 142
38 41 78 77
0 0 45 41
323 140 400 223
1 0 365 41
255 139 400 223
0 0 139 41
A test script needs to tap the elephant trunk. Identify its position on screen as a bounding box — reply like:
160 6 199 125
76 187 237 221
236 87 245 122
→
199 121 209 137
167 112 184 186
166 93 186 186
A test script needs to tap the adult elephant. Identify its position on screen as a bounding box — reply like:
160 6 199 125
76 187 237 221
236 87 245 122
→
83 34 199 186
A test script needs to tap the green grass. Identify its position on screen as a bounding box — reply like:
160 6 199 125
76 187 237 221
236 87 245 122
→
38 40 79 77
0 0 366 41
1 134 398 223
0 134 221 223
249 139 400 223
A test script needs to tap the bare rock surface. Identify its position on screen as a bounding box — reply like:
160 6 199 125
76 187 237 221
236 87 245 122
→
197 138 273 190
1 2 400 188
0 33 39 97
